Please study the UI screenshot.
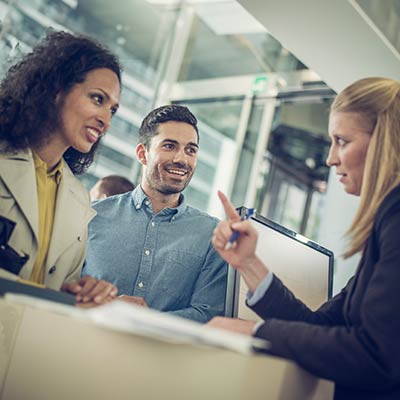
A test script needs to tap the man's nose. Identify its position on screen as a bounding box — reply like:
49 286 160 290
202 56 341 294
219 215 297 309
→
173 148 187 164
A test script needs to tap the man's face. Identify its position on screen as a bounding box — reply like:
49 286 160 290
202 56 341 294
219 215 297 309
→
137 121 199 195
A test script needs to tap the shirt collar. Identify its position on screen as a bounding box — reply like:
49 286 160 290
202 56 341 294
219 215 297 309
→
131 185 187 218
32 151 63 184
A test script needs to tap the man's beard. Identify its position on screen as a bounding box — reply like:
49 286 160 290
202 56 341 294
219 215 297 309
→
146 165 193 195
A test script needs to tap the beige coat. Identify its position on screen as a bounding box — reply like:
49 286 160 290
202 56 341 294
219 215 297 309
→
0 147 96 290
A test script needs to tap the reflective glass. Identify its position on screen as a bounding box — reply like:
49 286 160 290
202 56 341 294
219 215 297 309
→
179 14 306 81
182 98 243 140
231 102 264 206
0 0 334 237
356 0 400 54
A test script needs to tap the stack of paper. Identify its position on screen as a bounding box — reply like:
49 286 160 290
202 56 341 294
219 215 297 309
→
4 294 269 355
86 300 270 354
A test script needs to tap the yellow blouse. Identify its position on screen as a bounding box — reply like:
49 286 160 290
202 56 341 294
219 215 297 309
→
29 152 63 284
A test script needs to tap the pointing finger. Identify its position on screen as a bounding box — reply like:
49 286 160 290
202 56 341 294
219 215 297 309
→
218 191 240 222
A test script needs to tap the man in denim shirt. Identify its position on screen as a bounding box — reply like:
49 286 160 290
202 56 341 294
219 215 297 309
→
83 105 228 322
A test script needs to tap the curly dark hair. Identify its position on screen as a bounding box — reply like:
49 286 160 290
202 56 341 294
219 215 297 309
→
139 104 199 148
0 30 122 174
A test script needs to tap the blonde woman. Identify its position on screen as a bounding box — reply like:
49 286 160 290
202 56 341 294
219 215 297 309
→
209 78 400 400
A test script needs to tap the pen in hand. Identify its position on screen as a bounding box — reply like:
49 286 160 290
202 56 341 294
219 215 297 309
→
225 208 255 250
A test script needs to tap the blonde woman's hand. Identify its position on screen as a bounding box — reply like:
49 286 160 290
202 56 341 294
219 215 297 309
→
212 191 259 270
207 316 256 336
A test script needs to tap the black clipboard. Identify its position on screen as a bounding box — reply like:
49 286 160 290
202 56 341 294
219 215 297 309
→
0 277 76 306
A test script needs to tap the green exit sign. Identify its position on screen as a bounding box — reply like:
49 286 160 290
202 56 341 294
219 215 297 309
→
252 76 268 94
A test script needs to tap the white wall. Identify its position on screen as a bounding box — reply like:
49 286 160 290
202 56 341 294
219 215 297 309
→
239 0 400 91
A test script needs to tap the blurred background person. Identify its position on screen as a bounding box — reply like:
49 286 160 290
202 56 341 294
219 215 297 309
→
90 175 135 201
0 30 121 305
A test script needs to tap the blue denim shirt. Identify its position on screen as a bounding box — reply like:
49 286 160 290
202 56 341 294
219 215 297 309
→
83 186 228 322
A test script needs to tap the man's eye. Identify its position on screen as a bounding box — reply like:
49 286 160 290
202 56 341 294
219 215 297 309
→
164 143 174 149
187 147 198 155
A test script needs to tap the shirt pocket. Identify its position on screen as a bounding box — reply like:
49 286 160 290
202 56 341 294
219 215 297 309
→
160 250 203 305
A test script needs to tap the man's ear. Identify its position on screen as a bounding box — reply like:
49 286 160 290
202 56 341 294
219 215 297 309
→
136 143 147 166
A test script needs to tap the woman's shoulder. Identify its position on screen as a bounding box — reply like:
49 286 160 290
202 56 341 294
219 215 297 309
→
380 185 400 210
376 185 400 223
0 142 30 158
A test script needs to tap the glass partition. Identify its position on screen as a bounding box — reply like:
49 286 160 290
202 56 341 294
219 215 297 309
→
0 0 335 239
254 95 333 239
356 0 400 54
179 11 306 81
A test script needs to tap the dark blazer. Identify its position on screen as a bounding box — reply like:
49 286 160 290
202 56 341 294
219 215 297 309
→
250 186 400 400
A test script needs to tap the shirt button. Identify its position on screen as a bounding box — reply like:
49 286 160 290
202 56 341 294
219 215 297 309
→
151 222 155 227
77 236 82 242
138 282 144 288
145 250 150 256
49 266 56 274
135 204 140 210
171 216 175 221
145 200 150 206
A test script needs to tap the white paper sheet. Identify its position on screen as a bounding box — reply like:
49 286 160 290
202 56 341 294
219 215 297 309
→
5 294 269 355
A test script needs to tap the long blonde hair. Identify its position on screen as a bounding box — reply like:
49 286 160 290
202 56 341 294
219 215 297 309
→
331 77 400 258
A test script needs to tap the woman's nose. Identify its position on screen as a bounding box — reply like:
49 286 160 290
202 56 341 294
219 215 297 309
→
326 145 338 167
97 109 111 131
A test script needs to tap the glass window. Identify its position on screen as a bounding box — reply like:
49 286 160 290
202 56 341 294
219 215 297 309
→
184 185 209 210
194 158 216 184
356 0 400 54
0 0 335 241
231 102 264 206
179 14 306 81
181 98 243 140
254 97 332 238
108 117 139 146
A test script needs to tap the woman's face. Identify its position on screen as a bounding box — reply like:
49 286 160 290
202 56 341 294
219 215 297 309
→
326 111 372 196
54 68 120 154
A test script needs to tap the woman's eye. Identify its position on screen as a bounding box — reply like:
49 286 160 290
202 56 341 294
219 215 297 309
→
92 94 103 104
336 137 347 146
111 107 118 116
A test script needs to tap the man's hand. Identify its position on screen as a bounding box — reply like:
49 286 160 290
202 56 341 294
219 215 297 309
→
118 295 148 307
61 275 118 305
206 316 256 336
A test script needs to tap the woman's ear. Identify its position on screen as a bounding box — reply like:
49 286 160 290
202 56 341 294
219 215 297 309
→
55 91 64 106
136 143 147 166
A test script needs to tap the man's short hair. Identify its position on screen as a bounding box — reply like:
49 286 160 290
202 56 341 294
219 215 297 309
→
139 104 199 148
93 175 135 199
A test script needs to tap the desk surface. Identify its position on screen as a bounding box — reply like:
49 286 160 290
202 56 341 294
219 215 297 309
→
0 299 333 400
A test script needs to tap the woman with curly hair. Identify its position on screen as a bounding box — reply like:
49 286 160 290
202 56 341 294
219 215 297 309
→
0 30 121 305
209 77 400 399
